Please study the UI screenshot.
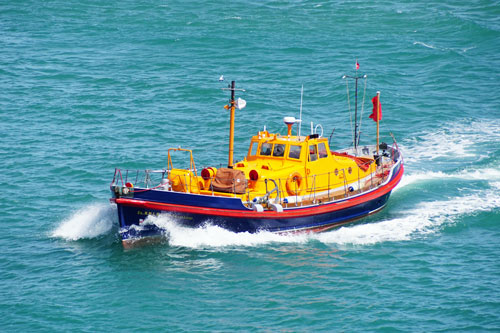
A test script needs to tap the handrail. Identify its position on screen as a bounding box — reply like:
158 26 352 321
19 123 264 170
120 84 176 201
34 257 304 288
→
389 133 403 164
167 148 198 178
112 165 378 198
310 175 317 203
111 169 168 188
342 169 348 197
112 143 401 205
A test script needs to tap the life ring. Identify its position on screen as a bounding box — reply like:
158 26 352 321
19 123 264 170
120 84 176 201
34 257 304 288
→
286 172 304 196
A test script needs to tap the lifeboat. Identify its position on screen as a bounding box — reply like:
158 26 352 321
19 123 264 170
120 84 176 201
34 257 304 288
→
110 78 404 248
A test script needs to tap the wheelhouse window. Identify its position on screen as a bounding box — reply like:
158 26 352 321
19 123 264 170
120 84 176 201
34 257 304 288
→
249 142 259 156
318 142 328 158
273 144 286 157
309 145 318 162
260 143 272 156
288 145 301 159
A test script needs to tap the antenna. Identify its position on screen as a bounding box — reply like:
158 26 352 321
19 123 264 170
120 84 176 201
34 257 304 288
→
328 128 335 148
298 84 303 138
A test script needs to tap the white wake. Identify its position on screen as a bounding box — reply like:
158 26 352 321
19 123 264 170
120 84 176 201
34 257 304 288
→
144 185 499 249
396 167 500 191
400 120 500 166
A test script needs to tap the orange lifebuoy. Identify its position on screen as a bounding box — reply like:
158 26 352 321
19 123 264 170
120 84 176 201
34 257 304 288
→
286 172 304 196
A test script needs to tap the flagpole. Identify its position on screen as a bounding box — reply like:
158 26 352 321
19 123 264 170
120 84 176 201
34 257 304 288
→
376 91 380 157
354 75 358 150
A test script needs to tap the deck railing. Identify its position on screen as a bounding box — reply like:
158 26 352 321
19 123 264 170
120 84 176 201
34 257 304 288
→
111 143 401 208
111 161 390 206
111 169 170 189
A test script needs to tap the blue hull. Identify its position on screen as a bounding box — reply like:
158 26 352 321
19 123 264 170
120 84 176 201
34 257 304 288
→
117 191 392 241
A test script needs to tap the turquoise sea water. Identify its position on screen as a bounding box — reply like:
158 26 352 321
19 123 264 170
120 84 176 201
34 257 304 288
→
1 0 500 331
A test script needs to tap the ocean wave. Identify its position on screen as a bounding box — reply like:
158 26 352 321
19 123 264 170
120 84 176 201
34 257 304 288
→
414 41 437 50
413 41 476 54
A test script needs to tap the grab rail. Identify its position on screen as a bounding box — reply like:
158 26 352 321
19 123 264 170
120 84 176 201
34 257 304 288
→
111 144 401 207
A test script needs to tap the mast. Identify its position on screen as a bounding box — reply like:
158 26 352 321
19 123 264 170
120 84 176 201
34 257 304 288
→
222 80 245 168
343 73 367 151
228 81 236 168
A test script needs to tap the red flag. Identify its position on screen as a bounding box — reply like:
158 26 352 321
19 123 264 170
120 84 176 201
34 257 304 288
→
356 61 360 70
370 95 382 122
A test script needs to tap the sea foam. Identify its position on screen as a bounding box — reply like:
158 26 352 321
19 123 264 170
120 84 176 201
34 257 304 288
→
395 167 500 191
52 203 115 241
315 188 500 246
400 120 500 166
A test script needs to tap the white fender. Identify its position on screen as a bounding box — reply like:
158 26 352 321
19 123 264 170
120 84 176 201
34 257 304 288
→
251 203 264 212
269 203 283 212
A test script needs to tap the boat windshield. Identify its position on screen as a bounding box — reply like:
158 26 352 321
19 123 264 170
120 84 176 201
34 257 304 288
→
273 144 285 157
309 144 318 161
318 142 328 158
260 143 272 156
249 141 258 156
289 145 301 159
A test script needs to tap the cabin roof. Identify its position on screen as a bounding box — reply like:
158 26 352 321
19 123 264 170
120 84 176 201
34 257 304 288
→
245 131 330 163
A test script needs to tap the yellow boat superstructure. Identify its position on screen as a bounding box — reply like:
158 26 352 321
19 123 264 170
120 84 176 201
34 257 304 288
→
239 130 376 196
166 129 388 210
